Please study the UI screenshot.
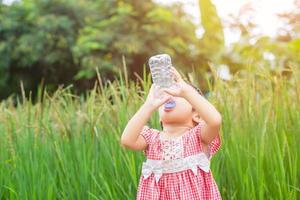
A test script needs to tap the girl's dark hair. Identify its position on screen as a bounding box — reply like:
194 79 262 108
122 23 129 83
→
160 82 204 129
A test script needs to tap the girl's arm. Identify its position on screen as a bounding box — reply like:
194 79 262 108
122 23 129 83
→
120 103 154 150
163 66 222 146
120 84 172 150
182 85 222 145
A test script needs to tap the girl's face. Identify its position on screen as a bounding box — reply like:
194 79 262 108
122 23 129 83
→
158 96 195 124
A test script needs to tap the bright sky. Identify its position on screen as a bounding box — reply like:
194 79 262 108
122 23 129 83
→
154 0 295 46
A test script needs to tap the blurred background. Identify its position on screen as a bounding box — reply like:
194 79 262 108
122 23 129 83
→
0 1 299 199
1 0 299 100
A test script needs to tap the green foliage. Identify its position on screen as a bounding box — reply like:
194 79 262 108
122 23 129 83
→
221 2 300 75
0 0 299 104
73 0 200 81
0 0 201 99
0 0 82 98
198 0 224 61
0 64 299 199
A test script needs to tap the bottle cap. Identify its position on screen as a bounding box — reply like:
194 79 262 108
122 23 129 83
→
164 99 176 109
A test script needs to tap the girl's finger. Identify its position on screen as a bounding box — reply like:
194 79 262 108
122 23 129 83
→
163 88 175 96
170 71 179 82
171 72 177 82
161 94 172 103
171 67 182 80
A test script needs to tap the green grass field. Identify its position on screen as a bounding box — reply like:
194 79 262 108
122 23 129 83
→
0 65 299 199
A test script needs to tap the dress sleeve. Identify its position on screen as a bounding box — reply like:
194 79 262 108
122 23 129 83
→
140 125 153 145
193 120 221 158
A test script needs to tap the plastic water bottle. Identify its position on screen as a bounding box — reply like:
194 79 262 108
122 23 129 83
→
148 54 174 88
148 54 176 110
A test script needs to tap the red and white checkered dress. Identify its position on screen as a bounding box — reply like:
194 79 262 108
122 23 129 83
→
136 120 222 200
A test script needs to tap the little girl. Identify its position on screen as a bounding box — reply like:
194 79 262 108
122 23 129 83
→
121 66 222 199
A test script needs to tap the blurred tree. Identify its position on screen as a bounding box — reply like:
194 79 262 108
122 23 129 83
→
1 0 298 100
0 0 86 99
276 0 300 75
183 0 225 88
220 1 300 77
0 0 200 99
198 0 224 61
73 0 199 83
277 0 300 41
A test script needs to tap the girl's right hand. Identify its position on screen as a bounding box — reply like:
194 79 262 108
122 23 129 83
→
144 84 173 111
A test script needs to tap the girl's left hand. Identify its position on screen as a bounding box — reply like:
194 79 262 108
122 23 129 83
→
162 66 189 97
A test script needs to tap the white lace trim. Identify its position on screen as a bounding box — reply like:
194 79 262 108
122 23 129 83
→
141 152 210 183
160 134 184 160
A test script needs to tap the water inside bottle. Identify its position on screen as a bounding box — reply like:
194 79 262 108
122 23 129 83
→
148 54 174 89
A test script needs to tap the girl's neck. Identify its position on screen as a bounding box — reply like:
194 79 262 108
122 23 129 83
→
162 123 194 137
